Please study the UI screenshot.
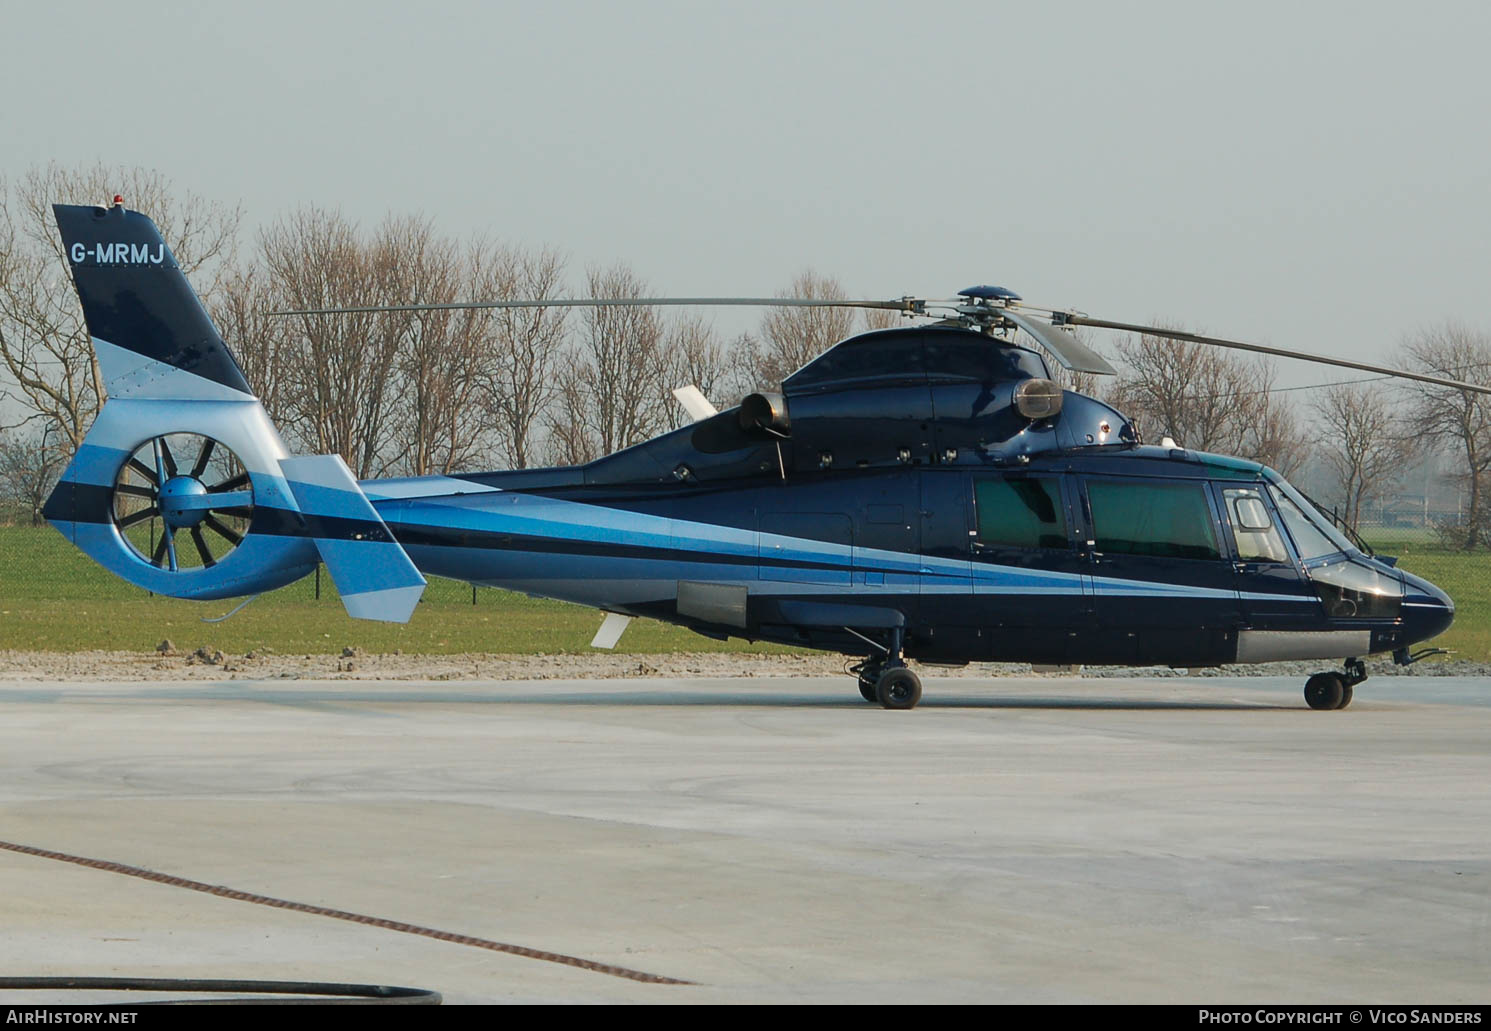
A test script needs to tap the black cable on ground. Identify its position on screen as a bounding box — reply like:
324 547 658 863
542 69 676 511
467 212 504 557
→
0 977 439 1005
0 838 694 987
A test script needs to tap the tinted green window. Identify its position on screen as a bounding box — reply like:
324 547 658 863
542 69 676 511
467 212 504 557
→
975 476 1068 549
1088 481 1220 560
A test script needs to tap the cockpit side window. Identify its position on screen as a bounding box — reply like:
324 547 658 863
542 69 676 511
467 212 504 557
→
1222 487 1290 563
1270 488 1342 561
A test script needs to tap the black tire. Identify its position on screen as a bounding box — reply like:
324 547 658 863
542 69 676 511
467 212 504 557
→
858 679 878 703
875 667 922 710
1304 673 1345 710
1335 683 1354 710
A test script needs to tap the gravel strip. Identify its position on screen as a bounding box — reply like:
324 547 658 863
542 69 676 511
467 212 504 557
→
0 649 1484 682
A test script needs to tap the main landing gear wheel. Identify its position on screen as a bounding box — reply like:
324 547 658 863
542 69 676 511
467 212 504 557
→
875 667 922 710
856 662 883 703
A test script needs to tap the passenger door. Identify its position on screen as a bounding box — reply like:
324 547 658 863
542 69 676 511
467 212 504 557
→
969 471 1087 661
914 468 972 652
1078 476 1241 666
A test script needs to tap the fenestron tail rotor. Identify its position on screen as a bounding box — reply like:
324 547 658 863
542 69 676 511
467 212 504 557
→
112 434 254 572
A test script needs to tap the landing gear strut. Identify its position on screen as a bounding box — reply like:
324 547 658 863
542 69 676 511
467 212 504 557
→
1304 658 1366 711
850 625 922 710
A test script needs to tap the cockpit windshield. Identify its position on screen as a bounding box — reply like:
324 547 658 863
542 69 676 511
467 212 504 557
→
1265 474 1355 561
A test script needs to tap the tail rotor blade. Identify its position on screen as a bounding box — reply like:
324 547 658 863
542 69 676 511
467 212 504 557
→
150 532 169 569
204 514 244 547
127 458 158 486
117 506 159 530
158 437 179 478
190 527 216 568
190 438 216 479
211 471 251 494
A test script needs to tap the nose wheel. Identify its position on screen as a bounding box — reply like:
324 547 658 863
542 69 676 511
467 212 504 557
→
1304 658 1366 710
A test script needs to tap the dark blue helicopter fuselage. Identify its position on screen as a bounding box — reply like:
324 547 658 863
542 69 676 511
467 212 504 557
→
367 442 1452 669
349 323 1452 670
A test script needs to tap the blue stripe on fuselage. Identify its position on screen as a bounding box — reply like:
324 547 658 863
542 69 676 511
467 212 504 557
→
373 488 1310 605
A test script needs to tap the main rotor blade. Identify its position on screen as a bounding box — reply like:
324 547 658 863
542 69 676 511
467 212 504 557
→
1067 316 1491 396
999 308 1117 376
271 297 925 317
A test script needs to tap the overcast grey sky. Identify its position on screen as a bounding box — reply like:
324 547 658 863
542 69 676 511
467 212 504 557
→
5 0 1488 386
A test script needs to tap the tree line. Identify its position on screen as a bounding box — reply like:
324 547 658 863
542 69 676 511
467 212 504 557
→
3 164 1490 547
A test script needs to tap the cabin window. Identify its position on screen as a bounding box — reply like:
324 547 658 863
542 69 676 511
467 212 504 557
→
1222 487 1289 563
1087 480 1220 561
974 476 1068 550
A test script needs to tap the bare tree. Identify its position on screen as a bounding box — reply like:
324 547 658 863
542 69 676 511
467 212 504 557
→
474 243 568 469
1399 322 1491 549
1315 382 1412 530
209 262 294 424
0 425 66 525
659 314 735 430
746 271 857 387
260 208 405 478
859 307 903 332
546 264 665 462
377 216 493 477
1109 329 1303 472
544 369 602 466
0 163 240 449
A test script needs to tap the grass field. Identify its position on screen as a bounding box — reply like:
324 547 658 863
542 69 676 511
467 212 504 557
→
1 525 1487 659
0 526 799 656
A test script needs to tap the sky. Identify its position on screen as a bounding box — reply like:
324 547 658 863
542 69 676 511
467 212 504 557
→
4 0 1489 390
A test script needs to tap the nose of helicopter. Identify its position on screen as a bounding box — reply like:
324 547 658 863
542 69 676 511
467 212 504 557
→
1399 570 1455 646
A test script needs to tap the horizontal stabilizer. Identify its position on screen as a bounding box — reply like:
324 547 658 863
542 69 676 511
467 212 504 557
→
279 454 426 622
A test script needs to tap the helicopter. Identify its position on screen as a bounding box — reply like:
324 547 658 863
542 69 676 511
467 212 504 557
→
41 199 1480 710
